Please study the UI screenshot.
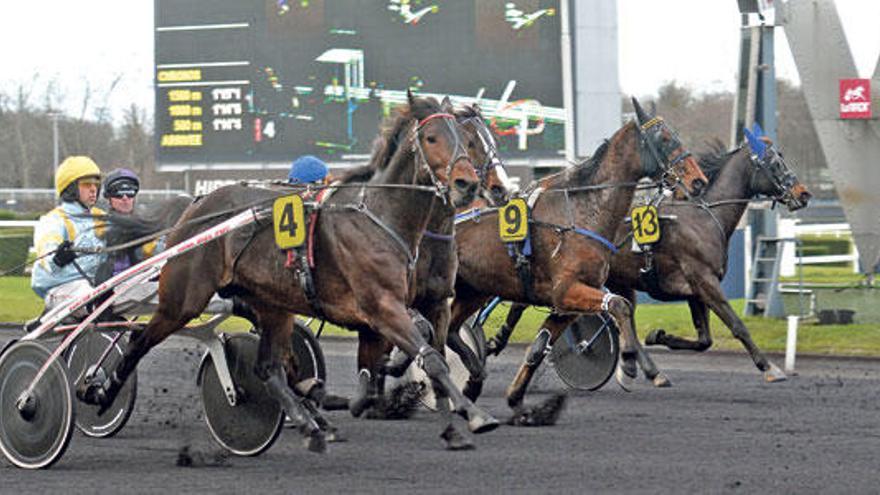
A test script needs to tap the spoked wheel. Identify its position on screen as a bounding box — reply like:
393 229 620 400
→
0 340 75 469
289 321 326 383
402 322 486 411
198 333 283 456
550 314 620 391
65 330 137 438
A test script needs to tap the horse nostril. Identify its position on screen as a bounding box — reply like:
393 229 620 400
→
693 179 706 194
454 178 471 192
800 191 812 203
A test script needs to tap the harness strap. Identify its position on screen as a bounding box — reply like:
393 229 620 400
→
423 230 454 242
454 208 484 224
530 220 619 254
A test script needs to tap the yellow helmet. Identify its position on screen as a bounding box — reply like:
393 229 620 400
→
55 156 101 197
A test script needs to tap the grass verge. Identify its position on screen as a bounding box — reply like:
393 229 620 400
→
2 276 878 357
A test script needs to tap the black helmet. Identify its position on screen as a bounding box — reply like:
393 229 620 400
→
103 168 140 198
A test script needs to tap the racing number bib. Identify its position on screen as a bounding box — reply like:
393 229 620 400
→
630 205 660 245
499 198 529 242
273 195 306 249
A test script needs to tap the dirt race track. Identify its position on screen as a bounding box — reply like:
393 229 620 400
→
1 333 879 494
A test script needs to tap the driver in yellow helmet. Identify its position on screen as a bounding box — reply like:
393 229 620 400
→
31 156 107 312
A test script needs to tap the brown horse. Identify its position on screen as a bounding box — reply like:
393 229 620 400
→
446 99 707 424
345 104 510 448
78 93 499 452
610 134 811 381
491 131 812 386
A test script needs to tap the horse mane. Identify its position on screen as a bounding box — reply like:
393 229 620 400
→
540 137 609 189
455 104 480 120
696 139 739 184
335 96 444 184
103 195 194 246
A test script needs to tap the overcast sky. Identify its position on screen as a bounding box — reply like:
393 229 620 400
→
1 0 877 122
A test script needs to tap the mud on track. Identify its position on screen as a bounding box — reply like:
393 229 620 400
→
1 334 879 493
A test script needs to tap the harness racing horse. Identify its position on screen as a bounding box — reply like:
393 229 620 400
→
342 103 510 448
446 99 708 425
78 93 499 452
362 105 509 422
492 126 812 385
607 126 811 381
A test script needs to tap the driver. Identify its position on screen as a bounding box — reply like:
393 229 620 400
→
287 155 329 185
31 156 106 313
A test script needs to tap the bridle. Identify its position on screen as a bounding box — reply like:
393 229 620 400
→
411 112 471 202
636 117 695 197
747 144 801 208
458 116 506 180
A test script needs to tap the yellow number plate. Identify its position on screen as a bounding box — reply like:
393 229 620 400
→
499 198 529 242
273 195 306 249
631 205 660 245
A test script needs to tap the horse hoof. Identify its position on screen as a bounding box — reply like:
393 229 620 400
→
305 431 327 453
324 427 347 443
349 396 376 418
468 411 501 434
652 373 673 388
764 363 787 383
441 425 474 451
615 365 634 392
644 329 665 346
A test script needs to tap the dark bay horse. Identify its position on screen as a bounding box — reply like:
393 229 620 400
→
446 100 708 424
607 131 811 381
490 127 811 386
78 94 499 452
344 104 510 448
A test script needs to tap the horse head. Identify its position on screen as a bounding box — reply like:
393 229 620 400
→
407 91 480 207
632 97 707 199
456 104 511 206
743 124 811 211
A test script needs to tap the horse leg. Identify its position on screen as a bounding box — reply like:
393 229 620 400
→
350 329 386 418
486 302 527 357
555 283 639 391
694 278 785 382
372 297 499 441
505 312 573 426
447 295 491 402
77 274 216 413
613 287 671 388
254 309 325 453
645 298 714 351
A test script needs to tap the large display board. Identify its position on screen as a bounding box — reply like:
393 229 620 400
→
155 0 564 169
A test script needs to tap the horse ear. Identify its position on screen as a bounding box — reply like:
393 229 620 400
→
472 103 482 117
440 96 453 113
407 88 416 107
631 97 650 125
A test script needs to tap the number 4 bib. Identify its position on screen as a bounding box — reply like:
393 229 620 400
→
273 195 307 249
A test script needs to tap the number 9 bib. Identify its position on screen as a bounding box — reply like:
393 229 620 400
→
273 195 306 249
499 198 529 242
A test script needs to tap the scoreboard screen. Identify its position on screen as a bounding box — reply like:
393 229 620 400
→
155 0 564 169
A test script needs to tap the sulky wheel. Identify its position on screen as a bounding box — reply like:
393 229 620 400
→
0 340 75 469
403 322 485 411
550 314 620 391
65 330 137 438
289 321 326 384
198 333 283 456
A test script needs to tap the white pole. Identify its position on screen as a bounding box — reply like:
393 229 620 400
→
559 0 576 164
784 315 798 373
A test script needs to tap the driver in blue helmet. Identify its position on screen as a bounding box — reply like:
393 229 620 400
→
288 155 329 185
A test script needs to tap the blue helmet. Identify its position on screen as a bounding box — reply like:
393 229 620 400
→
287 155 328 184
